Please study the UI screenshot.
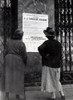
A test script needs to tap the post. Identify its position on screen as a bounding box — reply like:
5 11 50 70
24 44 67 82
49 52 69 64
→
11 0 18 35
0 0 7 100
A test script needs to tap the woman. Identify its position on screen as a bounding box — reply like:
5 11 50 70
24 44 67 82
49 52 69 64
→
5 29 27 100
38 27 65 100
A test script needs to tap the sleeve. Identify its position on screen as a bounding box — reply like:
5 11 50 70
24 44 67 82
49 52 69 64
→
60 44 63 67
38 41 48 57
20 43 27 65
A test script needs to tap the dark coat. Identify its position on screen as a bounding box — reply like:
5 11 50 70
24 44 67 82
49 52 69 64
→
5 39 27 65
38 39 62 68
5 39 27 95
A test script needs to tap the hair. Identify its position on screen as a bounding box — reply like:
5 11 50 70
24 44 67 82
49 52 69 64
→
46 36 54 40
11 29 23 40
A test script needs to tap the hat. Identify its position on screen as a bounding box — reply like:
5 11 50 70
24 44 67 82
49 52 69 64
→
14 29 23 37
44 27 55 37
12 29 23 39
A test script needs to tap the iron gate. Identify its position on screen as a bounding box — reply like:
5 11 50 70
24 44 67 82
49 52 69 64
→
55 0 73 84
0 0 18 49
0 0 18 90
0 0 18 64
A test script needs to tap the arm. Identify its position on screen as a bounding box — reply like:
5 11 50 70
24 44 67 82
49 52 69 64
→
20 43 27 65
38 41 48 57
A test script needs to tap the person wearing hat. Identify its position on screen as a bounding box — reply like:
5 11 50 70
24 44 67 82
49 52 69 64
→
38 27 65 100
5 29 27 100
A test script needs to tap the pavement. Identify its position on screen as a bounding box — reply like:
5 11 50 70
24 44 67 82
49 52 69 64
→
24 84 73 100
3 84 73 100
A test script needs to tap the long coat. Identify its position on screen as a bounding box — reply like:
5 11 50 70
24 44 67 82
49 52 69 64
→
5 39 27 95
38 39 62 68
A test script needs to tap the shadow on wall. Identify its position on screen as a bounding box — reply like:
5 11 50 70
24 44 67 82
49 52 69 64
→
24 52 42 87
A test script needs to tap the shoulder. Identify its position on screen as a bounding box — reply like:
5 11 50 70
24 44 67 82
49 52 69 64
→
54 39 61 44
38 40 48 47
19 41 26 50
6 39 12 45
20 41 25 46
42 40 49 45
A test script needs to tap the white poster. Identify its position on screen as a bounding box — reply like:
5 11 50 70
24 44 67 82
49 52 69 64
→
22 13 48 52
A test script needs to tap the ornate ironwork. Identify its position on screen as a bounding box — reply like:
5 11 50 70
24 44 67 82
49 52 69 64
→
0 0 18 89
32 0 47 13
0 0 11 8
55 0 73 84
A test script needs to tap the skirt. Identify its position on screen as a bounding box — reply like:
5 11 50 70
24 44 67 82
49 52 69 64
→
41 66 62 92
5 54 25 96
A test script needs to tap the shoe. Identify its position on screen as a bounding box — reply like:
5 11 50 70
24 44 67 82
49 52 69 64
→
61 96 65 100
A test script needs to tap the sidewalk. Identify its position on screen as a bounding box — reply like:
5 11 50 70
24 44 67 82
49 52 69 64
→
25 84 73 100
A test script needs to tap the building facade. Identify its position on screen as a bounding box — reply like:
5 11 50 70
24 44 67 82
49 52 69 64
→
0 0 73 88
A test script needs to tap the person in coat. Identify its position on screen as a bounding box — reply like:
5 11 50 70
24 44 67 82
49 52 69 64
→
38 27 65 100
5 29 27 100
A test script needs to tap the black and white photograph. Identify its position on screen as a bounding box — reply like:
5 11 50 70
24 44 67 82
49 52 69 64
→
0 0 73 100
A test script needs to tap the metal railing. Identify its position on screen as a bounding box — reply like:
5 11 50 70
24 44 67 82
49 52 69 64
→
55 0 73 84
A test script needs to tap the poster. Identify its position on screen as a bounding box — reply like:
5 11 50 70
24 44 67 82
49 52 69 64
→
22 13 48 52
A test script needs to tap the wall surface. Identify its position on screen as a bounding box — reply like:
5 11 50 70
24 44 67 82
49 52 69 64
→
0 8 3 36
18 0 55 86
18 0 55 29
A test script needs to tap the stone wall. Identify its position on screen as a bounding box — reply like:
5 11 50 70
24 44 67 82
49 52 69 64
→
0 0 55 87
18 0 55 86
0 0 55 86
0 8 3 36
0 8 4 92
18 0 55 29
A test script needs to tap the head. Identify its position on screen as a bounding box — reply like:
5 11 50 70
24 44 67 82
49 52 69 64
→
43 27 55 39
11 29 23 40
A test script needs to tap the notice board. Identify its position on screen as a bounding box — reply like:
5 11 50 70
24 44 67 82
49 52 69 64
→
22 13 48 52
